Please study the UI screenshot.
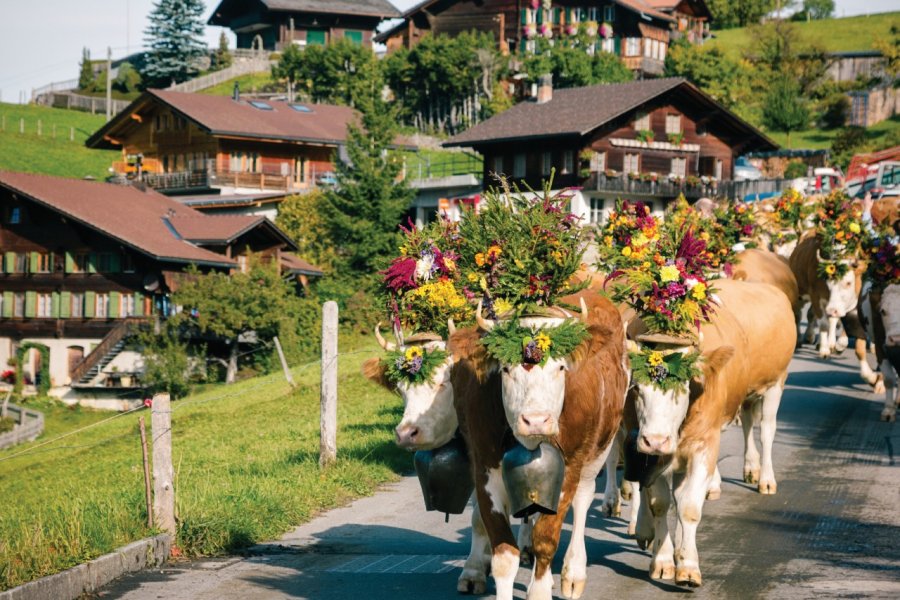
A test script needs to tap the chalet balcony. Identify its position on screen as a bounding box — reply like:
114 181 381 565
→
591 173 794 201
622 56 666 76
111 169 327 194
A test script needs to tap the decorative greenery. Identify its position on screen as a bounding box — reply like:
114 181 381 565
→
629 347 702 392
383 345 449 385
480 319 589 367
597 199 661 272
636 129 655 144
773 187 812 238
14 342 50 395
862 233 900 290
667 131 685 146
813 190 863 280
713 199 758 251
666 196 733 274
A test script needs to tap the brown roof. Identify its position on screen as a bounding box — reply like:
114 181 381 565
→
282 252 324 276
614 0 676 22
209 0 399 23
87 90 359 150
170 214 298 249
444 78 777 152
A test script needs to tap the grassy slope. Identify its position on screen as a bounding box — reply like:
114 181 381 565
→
767 115 900 150
0 103 117 180
201 72 278 96
0 338 405 590
708 11 900 58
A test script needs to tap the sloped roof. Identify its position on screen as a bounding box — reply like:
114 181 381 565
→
169 214 297 249
282 252 324 276
643 0 712 19
615 0 676 21
209 0 399 23
0 171 236 267
444 78 777 152
86 90 358 150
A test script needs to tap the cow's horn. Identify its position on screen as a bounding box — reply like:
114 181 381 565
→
375 322 396 351
580 297 590 322
476 300 495 331
447 318 457 335
626 339 639 353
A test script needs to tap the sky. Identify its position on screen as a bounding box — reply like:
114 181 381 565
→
0 0 895 104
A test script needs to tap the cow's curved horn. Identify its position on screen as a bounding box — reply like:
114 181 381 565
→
476 300 495 331
580 297 590 322
375 322 396 351
393 323 405 348
447 318 457 335
816 249 833 264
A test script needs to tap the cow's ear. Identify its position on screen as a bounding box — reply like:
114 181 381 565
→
570 323 614 364
362 357 392 390
703 346 735 376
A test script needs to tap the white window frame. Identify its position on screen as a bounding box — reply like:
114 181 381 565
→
95 293 109 318
513 153 526 178
71 293 84 318
624 153 640 175
660 42 667 62
593 151 607 173
634 111 651 131
671 157 687 178
542 151 553 176
644 39 653 58
603 5 615 22
588 7 598 21
493 155 504 175
625 37 641 57
601 37 615 53
37 293 52 318
13 293 24 318
589 197 605 225
665 114 682 135
121 294 136 317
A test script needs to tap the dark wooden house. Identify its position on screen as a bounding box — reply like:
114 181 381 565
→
444 77 777 221
208 0 400 50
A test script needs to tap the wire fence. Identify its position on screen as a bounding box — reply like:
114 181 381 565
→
0 113 87 142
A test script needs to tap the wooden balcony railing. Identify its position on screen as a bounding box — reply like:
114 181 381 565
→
593 174 794 201
69 317 145 384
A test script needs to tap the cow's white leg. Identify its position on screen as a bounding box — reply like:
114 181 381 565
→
518 516 534 566
827 316 840 355
741 400 761 485
621 478 633 501
835 323 849 353
459 499 490 595
818 316 835 358
706 465 722 500
492 545 520 600
561 449 607 599
880 359 898 422
627 480 640 536
602 441 622 517
856 338 886 392
634 484 653 547
481 467 519 600
646 476 675 581
758 381 785 495
673 454 711 587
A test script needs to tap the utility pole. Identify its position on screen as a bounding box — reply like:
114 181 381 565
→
106 46 112 121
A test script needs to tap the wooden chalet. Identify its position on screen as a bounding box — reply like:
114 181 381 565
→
208 0 400 51
376 1 711 77
0 171 308 400
85 89 358 197
444 77 778 221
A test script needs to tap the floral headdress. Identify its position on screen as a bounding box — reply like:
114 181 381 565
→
772 188 811 242
628 346 702 392
713 199 758 253
813 191 863 280
861 222 900 290
596 199 661 272
480 318 588 367
382 342 449 386
665 195 733 275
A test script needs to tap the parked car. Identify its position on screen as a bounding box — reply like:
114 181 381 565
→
316 172 338 186
847 161 900 199
734 156 763 181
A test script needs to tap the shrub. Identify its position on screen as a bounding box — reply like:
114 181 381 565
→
784 161 809 179
820 94 849 129
0 416 15 433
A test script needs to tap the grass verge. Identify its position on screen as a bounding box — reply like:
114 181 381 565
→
766 115 900 150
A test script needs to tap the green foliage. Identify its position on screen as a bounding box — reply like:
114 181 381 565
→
874 25 900 80
77 47 94 91
0 416 15 434
480 319 588 367
275 190 337 272
831 125 868 167
784 160 809 179
523 38 632 89
629 347 701 392
591 51 634 84
819 93 849 128
801 0 835 20
707 0 777 29
113 62 142 94
272 38 379 106
762 77 810 148
486 80 514 117
382 346 448 385
141 0 207 88
14 343 50 395
211 31 233 72
664 39 749 108
137 327 200 399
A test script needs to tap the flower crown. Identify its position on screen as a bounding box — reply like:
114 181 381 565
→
814 191 863 280
629 345 702 391
713 200 757 251
773 188 811 234
862 233 900 289
480 317 588 367
597 199 660 271
382 344 449 385
666 196 734 274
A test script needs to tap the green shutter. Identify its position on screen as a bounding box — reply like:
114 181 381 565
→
109 291 121 318
521 9 527 24
345 30 362 45
2 292 12 317
134 292 144 316
51 292 60 317
84 291 96 317
65 252 75 273
29 252 39 273
87 253 97 273
60 291 71 318
307 29 326 45
3 252 12 273
614 36 621 55
25 291 36 318
109 254 121 273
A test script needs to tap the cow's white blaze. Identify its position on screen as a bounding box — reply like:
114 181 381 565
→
824 265 858 318
633 382 690 456
499 316 570 450
394 342 457 450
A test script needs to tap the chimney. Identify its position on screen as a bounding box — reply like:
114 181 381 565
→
233 82 240 102
536 73 553 104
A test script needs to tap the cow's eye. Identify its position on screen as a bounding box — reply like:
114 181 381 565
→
559 365 566 372
502 366 510 374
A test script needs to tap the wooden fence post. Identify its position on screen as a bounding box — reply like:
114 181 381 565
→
273 336 295 388
320 301 338 468
69 127 74 142
151 393 176 537
19 118 24 134
139 416 153 529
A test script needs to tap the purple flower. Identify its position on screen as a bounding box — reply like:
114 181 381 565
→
523 340 544 364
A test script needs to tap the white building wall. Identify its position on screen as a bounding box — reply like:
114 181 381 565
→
19 337 103 387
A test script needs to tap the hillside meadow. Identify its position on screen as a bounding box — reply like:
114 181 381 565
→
0 338 406 591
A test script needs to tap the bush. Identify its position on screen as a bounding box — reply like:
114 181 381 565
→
784 161 809 179
114 62 142 94
831 126 868 169
138 328 205 399
0 416 15 433
820 94 849 129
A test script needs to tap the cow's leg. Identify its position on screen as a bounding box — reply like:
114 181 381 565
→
478 466 519 600
741 399 761 485
518 516 534 566
459 498 490 595
706 465 722 500
818 316 836 358
672 454 712 587
627 479 640 536
602 432 623 517
561 450 608 599
621 478 633 501
758 377 786 494
645 476 675 581
634 483 654 548
800 302 817 346
856 338 886 392
835 321 849 353
880 360 898 422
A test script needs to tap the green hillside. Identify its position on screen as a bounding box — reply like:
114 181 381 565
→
0 103 117 180
708 12 900 58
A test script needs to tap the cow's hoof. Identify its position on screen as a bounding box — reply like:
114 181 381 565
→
758 480 777 495
706 488 721 501
675 566 702 587
880 409 896 423
636 535 652 550
818 351 830 360
743 468 760 484
650 559 675 580
519 546 533 567
602 499 621 517
620 483 633 501
561 576 586 599
526 585 553 600
457 570 487 595
874 379 886 395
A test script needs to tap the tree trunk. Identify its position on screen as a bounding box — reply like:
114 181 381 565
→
225 339 239 384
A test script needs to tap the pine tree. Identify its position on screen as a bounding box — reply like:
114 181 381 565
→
78 47 94 91
320 69 415 275
211 31 233 71
142 0 207 88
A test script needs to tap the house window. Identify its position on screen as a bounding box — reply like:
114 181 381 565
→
73 253 89 273
345 30 363 45
122 254 135 273
236 255 249 273
603 5 615 21
13 293 24 318
95 293 109 318
542 151 553 176
307 29 326 46
671 157 687 178
9 206 21 224
121 294 136 317
624 153 640 175
36 293 52 318
589 197 605 225
71 293 84 318
666 114 682 134
634 111 650 131
601 37 615 53
588 7 598 21
493 155 504 174
15 253 28 273
659 42 667 62
593 151 607 173
561 150 574 175
513 154 526 178
295 157 307 182
37 253 51 273
644 39 653 58
625 38 641 57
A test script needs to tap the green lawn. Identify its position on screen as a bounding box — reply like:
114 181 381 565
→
709 12 900 58
0 338 405 591
201 72 280 96
0 103 117 180
402 148 483 179
766 115 900 150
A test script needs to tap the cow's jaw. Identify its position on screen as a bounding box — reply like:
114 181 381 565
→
881 284 900 349
634 383 690 456
395 351 457 451
825 266 858 318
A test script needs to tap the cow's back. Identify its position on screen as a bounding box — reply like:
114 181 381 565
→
733 248 800 315
789 235 827 304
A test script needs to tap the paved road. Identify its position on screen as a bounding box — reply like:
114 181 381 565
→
100 347 899 599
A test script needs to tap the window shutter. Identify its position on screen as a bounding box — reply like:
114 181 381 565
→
51 292 60 318
109 254 121 273
134 292 144 316
3 252 13 273
29 252 39 273
25 291 37 318
84 291 96 318
60 291 71 318
614 36 621 55
87 253 97 273
109 291 121 318
65 252 75 273
1 292 12 317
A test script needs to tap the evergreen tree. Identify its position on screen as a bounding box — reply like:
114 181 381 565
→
142 0 207 88
78 47 94 91
762 77 809 148
211 31 233 71
320 73 415 275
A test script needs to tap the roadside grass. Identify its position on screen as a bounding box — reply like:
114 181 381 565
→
401 148 483 179
0 102 116 179
201 72 279 96
0 338 405 591
765 115 900 150
709 11 900 58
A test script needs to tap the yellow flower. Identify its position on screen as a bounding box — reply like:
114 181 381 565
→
444 258 456 272
494 297 513 315
551 250 564 265
660 265 680 282
632 232 649 247
825 264 836 275
487 245 502 260
405 346 423 361
849 222 861 234
467 272 478 283
648 351 664 367
682 299 700 318
622 246 633 257
643 261 652 268
479 276 488 291
399 246 408 256
514 259 525 269
604 236 613 246
534 332 552 352
475 253 486 267
691 282 707 300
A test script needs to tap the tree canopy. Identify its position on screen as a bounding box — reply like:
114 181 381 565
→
272 38 379 106
142 0 207 88
762 76 810 148
706 0 778 29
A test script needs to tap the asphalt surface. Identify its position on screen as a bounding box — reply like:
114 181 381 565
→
99 346 900 599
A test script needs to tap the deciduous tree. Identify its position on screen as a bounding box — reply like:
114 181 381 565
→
707 0 777 29
762 76 810 148
142 0 207 88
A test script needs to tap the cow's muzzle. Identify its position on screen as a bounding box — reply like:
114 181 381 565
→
637 432 674 455
517 413 558 439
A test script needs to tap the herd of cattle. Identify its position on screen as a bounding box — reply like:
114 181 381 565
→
362 193 900 600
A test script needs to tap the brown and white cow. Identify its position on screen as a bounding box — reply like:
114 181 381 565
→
733 247 801 320
629 279 796 587
475 289 628 599
859 285 900 422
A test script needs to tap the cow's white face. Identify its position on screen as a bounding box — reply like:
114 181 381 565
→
394 343 457 451
880 284 900 348
499 316 570 450
824 264 858 318
632 347 692 456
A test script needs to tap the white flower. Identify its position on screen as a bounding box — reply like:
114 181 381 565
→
415 254 434 281
684 277 699 289
732 242 746 252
